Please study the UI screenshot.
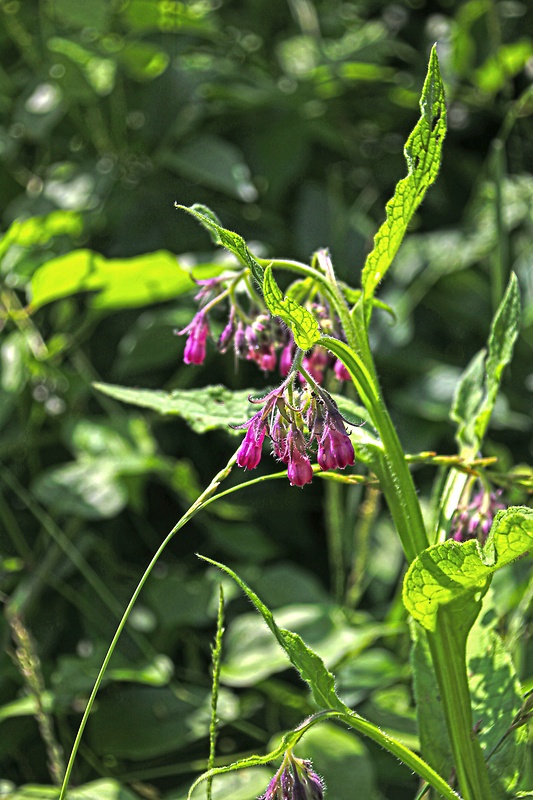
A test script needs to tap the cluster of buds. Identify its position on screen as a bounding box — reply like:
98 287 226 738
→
235 380 355 487
260 753 324 800
451 484 505 543
176 275 349 382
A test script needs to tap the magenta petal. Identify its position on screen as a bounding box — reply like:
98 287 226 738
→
287 449 313 486
236 425 266 470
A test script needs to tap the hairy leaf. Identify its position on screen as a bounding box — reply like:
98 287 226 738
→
451 273 521 451
199 557 461 800
262 265 320 350
93 383 259 434
403 506 533 631
177 203 263 284
361 45 446 316
200 556 345 712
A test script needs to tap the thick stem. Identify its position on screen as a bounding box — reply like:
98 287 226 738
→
428 616 494 800
321 333 494 800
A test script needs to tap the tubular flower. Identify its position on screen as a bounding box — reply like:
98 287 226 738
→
177 311 210 365
313 394 355 472
286 427 314 487
451 486 505 543
259 754 325 800
233 378 356 485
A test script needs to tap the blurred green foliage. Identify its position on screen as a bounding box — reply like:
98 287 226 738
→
0 0 532 798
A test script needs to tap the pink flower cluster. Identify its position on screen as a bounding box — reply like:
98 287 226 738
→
235 382 355 487
176 276 350 382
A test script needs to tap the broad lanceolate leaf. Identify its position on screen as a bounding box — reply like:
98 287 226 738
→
29 250 195 310
177 203 263 284
93 383 260 435
262 265 320 351
451 273 521 451
403 506 533 632
200 556 345 713
361 46 446 316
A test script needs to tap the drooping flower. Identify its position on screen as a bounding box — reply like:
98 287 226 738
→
258 754 325 800
280 339 295 376
177 311 210 365
286 427 313 487
313 394 355 472
334 358 351 381
218 308 236 352
237 422 267 470
451 485 505 543
234 386 287 471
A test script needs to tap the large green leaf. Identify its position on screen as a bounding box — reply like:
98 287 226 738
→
93 383 259 434
451 273 521 451
403 506 533 631
262 265 320 350
29 250 195 310
361 45 446 316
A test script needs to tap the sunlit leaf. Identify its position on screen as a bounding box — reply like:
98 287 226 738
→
403 506 533 631
467 594 527 795
361 45 446 317
451 273 521 451
29 250 195 310
262 265 320 350
118 42 170 81
177 204 263 283
0 211 83 260
9 779 138 799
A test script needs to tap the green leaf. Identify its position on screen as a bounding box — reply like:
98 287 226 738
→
403 506 533 632
93 383 259 434
0 211 83 260
451 273 521 451
361 45 446 316
177 204 263 284
410 624 453 779
29 250 195 310
467 594 528 795
262 265 320 351
199 556 346 712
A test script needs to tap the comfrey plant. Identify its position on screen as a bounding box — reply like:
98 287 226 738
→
58 48 532 800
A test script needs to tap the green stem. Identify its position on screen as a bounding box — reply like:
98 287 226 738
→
58 451 238 800
320 334 493 800
428 615 494 800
